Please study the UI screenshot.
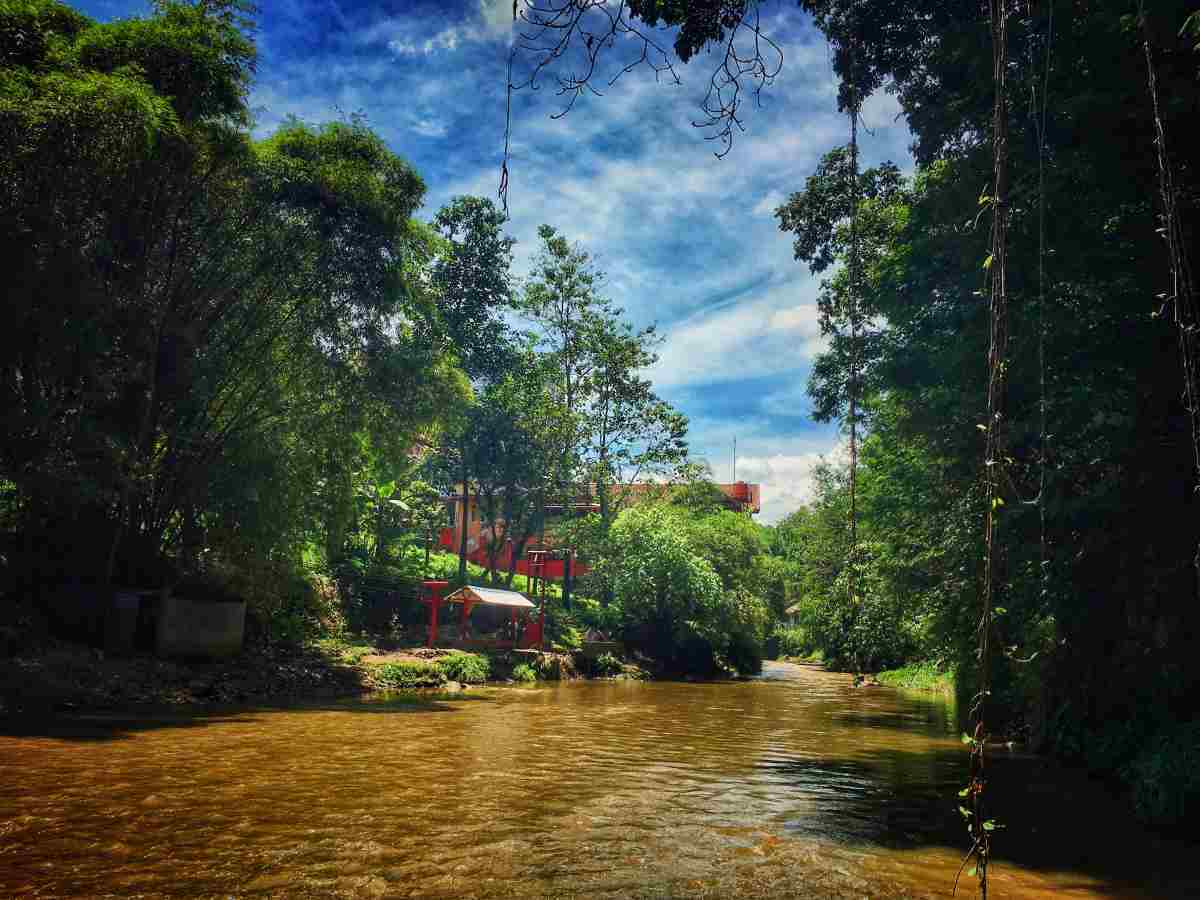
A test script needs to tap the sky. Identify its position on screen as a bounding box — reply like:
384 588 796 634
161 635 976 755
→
75 0 914 523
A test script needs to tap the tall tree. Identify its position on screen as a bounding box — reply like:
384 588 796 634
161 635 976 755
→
426 195 517 580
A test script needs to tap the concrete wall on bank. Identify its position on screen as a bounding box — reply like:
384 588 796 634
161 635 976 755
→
155 595 245 658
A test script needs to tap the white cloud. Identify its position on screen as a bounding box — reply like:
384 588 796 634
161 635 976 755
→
860 86 904 131
648 281 826 389
412 117 449 138
735 451 826 523
386 1 512 56
753 190 786 218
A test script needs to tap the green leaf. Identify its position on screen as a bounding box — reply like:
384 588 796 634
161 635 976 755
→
983 820 996 831
961 733 973 745
958 787 970 798
967 866 977 878
982 253 994 270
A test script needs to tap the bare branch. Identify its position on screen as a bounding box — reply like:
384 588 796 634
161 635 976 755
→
500 0 785 203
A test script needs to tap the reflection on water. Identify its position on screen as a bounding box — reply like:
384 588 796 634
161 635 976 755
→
1 662 1195 898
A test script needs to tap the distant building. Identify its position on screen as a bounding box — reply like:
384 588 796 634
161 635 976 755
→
437 481 761 580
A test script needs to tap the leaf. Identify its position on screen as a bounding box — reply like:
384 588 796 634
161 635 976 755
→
967 866 977 878
983 820 996 831
982 253 994 270
958 787 970 798
961 733 973 745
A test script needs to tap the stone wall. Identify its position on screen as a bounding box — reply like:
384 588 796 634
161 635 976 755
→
155 595 245 658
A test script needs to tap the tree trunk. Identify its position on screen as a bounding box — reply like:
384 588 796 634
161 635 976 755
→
458 444 470 583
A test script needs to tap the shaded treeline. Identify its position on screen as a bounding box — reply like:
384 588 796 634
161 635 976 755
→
754 0 1200 827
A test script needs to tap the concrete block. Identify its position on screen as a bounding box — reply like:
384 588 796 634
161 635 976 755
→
156 595 245 659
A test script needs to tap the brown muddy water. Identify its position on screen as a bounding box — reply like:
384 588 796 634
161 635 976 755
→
1 661 1195 898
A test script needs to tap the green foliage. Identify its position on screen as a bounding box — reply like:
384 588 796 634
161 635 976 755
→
370 660 446 690
551 623 583 651
592 504 767 676
434 651 491 684
773 625 814 660
510 662 538 682
682 509 767 592
591 652 623 678
1124 721 1200 826
875 662 955 695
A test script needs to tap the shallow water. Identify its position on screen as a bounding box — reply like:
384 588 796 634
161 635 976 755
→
1 661 1194 898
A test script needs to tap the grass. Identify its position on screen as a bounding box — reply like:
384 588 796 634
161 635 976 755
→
780 650 825 665
434 651 491 684
875 661 955 695
511 662 538 682
369 660 446 689
312 635 377 666
423 550 562 600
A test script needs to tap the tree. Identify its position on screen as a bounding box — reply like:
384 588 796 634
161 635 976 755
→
0 2 462 614
597 504 724 672
585 316 690 530
463 352 564 585
520 224 690 603
426 195 517 580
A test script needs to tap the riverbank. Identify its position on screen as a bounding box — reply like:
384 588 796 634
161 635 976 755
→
0 632 650 716
874 661 956 696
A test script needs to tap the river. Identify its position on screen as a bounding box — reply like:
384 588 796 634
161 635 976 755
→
1 661 1195 898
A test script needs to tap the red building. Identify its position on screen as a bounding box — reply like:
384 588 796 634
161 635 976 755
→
436 482 761 580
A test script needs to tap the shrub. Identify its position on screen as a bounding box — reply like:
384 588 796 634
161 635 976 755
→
435 652 491 684
876 661 954 694
511 662 537 682
592 652 623 677
724 629 763 676
773 625 809 658
371 660 446 689
1124 720 1200 826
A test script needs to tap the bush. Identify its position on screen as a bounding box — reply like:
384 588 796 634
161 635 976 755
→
724 629 763 676
876 661 954 694
774 625 813 659
185 561 333 644
435 651 491 684
1124 721 1200 826
371 660 446 689
511 662 537 682
592 652 623 677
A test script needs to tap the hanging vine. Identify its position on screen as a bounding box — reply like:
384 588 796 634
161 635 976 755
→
1139 3 1200 578
956 1 1011 897
1029 0 1053 588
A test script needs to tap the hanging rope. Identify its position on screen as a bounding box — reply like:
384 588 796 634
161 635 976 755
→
1139 3 1200 579
1032 0 1053 588
499 39 516 216
957 1 1010 897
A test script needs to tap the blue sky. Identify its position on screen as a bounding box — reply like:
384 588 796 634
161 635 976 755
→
74 0 914 522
